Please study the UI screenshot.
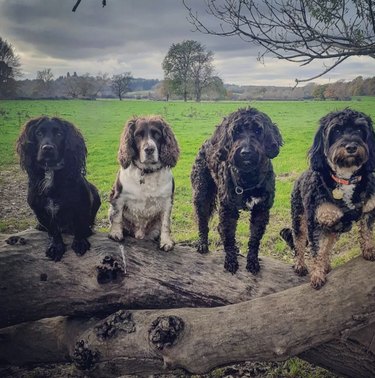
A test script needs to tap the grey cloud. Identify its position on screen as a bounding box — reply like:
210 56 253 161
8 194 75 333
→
0 0 373 85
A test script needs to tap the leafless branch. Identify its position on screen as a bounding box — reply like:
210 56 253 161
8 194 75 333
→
183 0 375 82
72 0 107 12
72 0 82 12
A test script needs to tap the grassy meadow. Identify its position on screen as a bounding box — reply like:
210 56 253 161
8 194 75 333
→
1 97 375 267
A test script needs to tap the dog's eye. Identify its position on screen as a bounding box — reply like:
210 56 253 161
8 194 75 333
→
35 130 43 137
151 130 162 140
254 125 263 135
333 128 342 135
234 126 243 136
352 129 363 136
135 130 144 139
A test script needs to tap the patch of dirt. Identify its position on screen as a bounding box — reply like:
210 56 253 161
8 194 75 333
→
0 165 35 233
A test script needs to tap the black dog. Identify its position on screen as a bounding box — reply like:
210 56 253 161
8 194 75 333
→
16 116 101 261
281 109 375 289
191 108 283 274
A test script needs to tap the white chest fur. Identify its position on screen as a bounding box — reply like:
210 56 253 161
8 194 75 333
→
45 198 59 217
119 164 173 219
341 184 356 210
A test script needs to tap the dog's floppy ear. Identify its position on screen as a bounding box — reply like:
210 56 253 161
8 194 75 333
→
56 118 87 177
309 122 327 172
118 117 137 169
212 116 232 162
16 117 45 174
265 122 283 159
159 117 180 167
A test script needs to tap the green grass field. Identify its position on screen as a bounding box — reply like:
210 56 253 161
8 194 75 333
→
1 97 375 266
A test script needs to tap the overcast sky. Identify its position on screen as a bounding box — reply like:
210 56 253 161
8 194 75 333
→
0 0 373 86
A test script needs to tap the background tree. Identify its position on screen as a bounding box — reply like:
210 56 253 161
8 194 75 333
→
203 76 227 100
111 72 132 100
190 48 214 102
0 37 21 98
183 0 375 84
162 40 217 102
75 73 97 98
34 68 54 97
154 78 174 101
313 84 329 100
349 76 364 96
64 73 80 98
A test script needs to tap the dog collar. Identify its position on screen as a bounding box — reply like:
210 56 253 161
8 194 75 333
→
229 165 266 195
331 174 362 185
133 161 163 184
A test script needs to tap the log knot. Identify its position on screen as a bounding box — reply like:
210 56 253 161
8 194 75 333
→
5 235 27 245
72 339 100 370
96 255 125 284
95 310 135 340
149 315 184 350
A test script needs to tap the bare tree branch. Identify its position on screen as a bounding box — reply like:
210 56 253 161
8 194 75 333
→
72 0 107 12
183 0 375 82
72 0 82 12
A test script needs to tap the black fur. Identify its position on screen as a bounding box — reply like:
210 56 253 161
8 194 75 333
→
191 108 283 274
16 116 101 261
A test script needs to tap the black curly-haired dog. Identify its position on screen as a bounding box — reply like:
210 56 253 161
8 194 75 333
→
191 108 283 274
281 109 375 289
16 116 101 261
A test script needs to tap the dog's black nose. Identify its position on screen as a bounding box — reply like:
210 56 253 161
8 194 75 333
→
144 145 155 155
41 144 55 152
345 143 357 154
240 147 252 157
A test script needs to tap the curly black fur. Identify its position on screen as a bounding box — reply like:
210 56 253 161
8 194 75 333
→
281 109 375 289
16 116 101 261
191 108 283 274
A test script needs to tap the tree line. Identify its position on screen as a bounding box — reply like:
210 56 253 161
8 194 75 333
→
0 37 226 101
1 36 375 102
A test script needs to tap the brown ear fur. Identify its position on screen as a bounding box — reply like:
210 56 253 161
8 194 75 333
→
118 118 136 168
158 116 180 167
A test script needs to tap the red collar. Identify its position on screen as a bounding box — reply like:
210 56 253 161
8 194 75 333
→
331 174 362 185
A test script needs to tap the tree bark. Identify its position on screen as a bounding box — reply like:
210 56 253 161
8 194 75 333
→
0 230 375 377
0 229 305 328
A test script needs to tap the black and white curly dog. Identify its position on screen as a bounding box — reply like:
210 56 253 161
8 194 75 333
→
16 116 101 261
281 109 375 289
191 108 283 274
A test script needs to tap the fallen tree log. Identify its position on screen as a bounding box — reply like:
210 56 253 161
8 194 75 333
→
0 230 375 377
0 229 306 328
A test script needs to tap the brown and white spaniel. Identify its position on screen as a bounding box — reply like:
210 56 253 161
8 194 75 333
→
108 115 180 251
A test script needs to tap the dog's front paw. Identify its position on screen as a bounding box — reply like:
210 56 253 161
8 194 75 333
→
160 238 175 251
72 238 91 256
316 203 343 227
310 271 327 290
108 227 124 242
46 242 66 262
196 241 209 254
293 263 309 276
246 257 260 275
224 254 239 274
